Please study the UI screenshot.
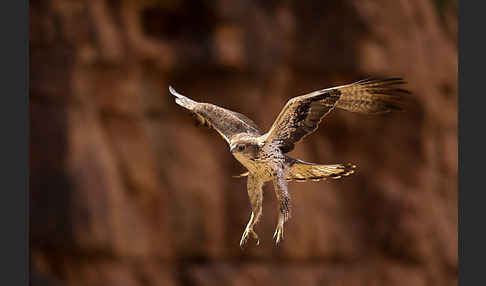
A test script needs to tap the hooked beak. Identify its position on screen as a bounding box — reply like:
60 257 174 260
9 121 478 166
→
230 146 236 153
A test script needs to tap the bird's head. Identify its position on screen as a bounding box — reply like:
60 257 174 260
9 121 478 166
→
230 138 263 160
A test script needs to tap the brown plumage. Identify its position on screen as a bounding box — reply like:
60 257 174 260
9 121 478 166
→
235 159 356 182
263 77 409 153
170 77 409 247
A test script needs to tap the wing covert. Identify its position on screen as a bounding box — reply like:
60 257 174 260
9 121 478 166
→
262 89 341 153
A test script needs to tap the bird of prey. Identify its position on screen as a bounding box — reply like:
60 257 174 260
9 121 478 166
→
169 78 408 247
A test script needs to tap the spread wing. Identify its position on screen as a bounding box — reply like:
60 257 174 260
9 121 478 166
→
263 78 409 153
170 86 263 144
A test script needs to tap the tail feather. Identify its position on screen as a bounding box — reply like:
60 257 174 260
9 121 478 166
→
287 159 356 182
232 160 356 182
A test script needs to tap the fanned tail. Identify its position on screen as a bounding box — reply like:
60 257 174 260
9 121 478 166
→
232 159 356 182
286 159 356 182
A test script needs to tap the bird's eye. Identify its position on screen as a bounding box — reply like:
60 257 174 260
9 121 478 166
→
238 145 245 151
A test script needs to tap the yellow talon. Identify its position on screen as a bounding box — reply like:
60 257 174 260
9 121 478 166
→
240 227 260 248
273 224 284 245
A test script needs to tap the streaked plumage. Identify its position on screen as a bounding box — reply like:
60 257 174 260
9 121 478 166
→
170 78 409 247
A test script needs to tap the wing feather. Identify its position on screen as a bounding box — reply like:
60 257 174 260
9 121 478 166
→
263 78 409 153
170 86 263 144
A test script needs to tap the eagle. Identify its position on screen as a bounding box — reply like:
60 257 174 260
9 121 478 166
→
170 78 409 248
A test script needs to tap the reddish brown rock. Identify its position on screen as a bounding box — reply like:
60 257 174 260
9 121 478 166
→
30 0 457 285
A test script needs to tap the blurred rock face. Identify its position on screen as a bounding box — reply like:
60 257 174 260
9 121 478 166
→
30 0 457 285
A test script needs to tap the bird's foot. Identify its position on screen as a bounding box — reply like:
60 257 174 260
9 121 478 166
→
273 224 284 245
240 226 260 248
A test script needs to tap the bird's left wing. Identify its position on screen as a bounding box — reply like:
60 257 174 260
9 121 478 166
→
262 78 409 153
170 86 263 144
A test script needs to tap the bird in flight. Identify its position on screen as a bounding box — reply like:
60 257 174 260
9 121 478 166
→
169 78 409 248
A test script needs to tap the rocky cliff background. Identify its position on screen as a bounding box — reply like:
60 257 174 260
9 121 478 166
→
30 0 457 285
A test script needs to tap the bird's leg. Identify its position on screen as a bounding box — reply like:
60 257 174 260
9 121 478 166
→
272 173 291 246
240 212 260 248
273 212 285 245
240 174 263 248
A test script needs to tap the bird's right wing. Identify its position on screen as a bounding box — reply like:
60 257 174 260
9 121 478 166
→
170 86 263 145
